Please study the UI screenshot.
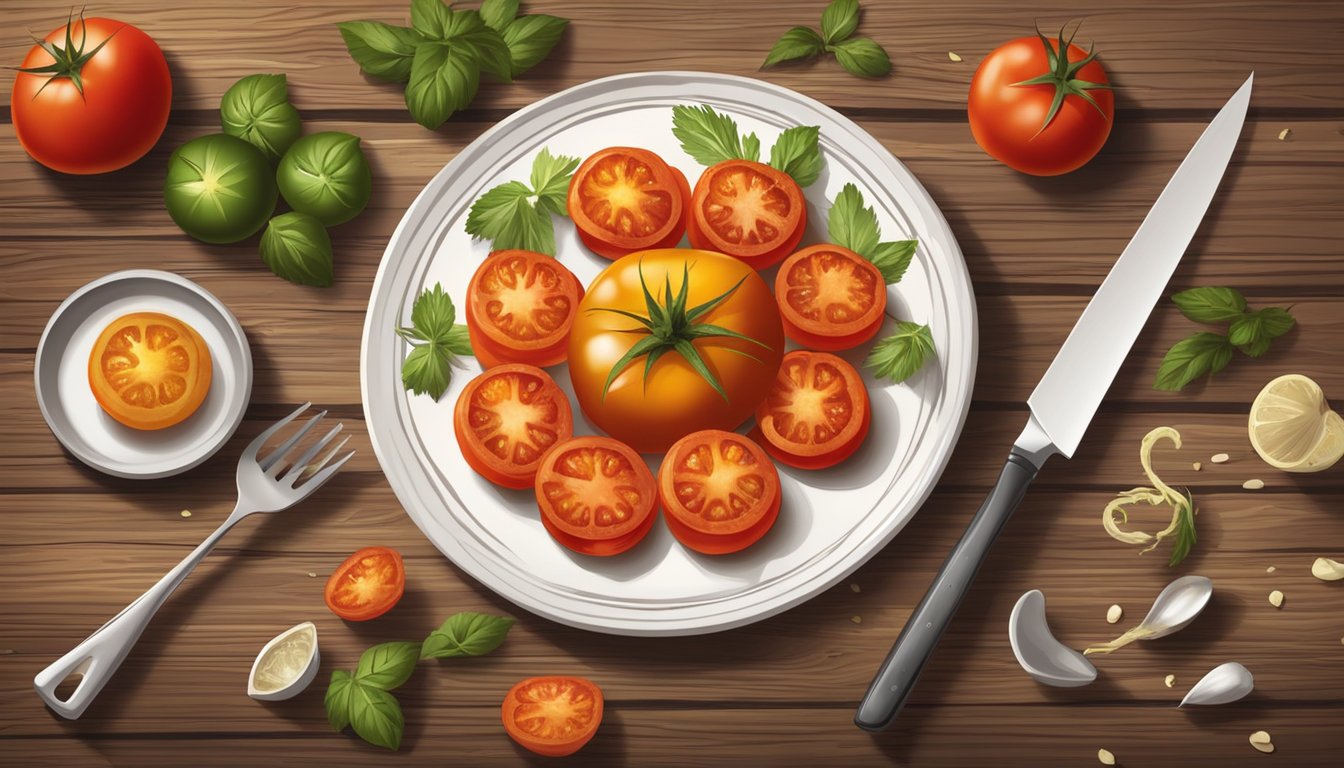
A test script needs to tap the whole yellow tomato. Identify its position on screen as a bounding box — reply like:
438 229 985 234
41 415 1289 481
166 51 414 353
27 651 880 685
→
568 249 784 453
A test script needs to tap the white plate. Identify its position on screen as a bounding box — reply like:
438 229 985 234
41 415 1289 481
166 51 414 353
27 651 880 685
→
35 269 252 479
361 72 977 636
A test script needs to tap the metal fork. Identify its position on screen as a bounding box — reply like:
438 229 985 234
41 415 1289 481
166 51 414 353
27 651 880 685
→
34 403 355 720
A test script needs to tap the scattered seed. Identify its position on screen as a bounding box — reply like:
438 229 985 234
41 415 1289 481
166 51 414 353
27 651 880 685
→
307 571 317 578
948 51 963 62
1278 128 1292 141
1106 604 1123 624
1268 590 1284 608
1266 566 1276 573
851 615 863 624
1249 730 1274 753
1097 747 1116 765
1165 674 1176 688
1243 479 1266 490
180 509 192 518
1211 453 1230 464
1192 461 1202 471
850 583 861 593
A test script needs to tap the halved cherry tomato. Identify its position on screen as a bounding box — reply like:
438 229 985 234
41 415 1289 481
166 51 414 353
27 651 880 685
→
687 159 806 269
568 147 687 260
455 364 574 489
87 312 212 430
775 245 887 351
535 436 658 556
753 350 871 469
501 676 604 757
658 430 781 555
323 546 405 622
466 249 584 368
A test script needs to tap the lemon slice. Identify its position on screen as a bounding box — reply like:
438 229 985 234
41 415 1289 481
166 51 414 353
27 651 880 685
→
248 621 319 701
1248 374 1344 473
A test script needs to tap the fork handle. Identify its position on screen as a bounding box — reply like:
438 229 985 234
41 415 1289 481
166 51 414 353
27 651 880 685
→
34 509 246 719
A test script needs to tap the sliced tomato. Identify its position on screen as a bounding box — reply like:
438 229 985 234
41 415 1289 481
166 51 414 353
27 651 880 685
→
687 159 806 268
568 147 687 260
87 312 212 430
467 250 584 368
535 436 658 556
501 676 604 757
658 430 781 555
455 364 574 489
753 350 871 469
323 547 405 622
775 245 887 351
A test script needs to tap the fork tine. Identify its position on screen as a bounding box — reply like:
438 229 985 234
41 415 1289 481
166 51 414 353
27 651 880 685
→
280 423 344 484
298 435 352 482
289 450 356 497
260 410 327 474
243 402 311 460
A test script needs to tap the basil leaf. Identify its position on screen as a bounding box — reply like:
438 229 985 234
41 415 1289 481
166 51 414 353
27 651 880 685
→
405 40 480 129
501 14 568 77
827 183 880 258
401 340 452 399
671 104 759 166
464 180 556 254
820 0 860 44
529 148 581 216
410 0 454 39
1153 332 1235 391
354 641 421 691
421 612 516 659
442 9 512 83
220 74 301 162
1171 286 1247 324
443 325 472 356
1167 492 1197 567
480 0 519 31
768 125 823 187
869 239 917 284
348 681 404 751
259 212 333 287
410 282 456 340
325 669 355 732
830 37 891 78
1229 307 1295 357
337 21 424 84
762 26 825 69
866 322 935 383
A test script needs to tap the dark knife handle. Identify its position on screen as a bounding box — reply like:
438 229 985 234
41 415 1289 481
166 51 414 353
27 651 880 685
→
854 452 1040 731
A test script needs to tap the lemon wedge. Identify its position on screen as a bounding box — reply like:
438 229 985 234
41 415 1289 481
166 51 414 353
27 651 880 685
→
1249 374 1344 473
248 621 319 701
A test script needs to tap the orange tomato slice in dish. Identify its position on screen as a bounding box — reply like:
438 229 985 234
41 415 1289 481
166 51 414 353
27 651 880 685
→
323 546 405 622
454 364 574 489
87 311 212 430
775 244 887 351
658 430 781 555
501 676 604 757
466 249 584 368
568 147 688 260
753 350 871 469
535 436 658 556
687 159 806 269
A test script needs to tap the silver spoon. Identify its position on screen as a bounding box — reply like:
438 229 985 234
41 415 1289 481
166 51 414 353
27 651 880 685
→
1084 575 1213 656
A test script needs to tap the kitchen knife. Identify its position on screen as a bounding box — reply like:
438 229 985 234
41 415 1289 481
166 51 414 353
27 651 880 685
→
854 74 1254 731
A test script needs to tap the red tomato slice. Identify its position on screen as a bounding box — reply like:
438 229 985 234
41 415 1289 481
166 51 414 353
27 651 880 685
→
501 676 604 757
753 350 870 469
658 430 781 555
775 244 887 351
323 547 405 622
568 147 686 260
454 365 574 489
535 436 658 556
467 249 583 368
687 160 806 268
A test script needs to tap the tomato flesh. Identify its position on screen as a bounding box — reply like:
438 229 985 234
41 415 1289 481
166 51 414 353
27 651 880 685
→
568 147 686 259
88 312 212 431
688 160 806 267
535 436 658 556
323 547 405 622
658 430 781 555
776 245 887 351
502 676 604 757
467 250 583 368
754 350 871 469
454 365 574 489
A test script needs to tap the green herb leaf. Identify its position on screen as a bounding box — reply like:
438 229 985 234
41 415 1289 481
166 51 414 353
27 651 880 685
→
500 14 569 77
828 182 880 257
220 74 302 162
829 37 891 78
1167 491 1197 567
865 321 935 383
441 9 512 82
411 282 456 338
479 0 520 31
401 343 452 398
868 239 917 284
464 180 556 254
529 147 582 216
1171 286 1247 324
405 40 480 130
399 284 472 399
443 324 472 356
1229 306 1295 357
1153 332 1235 391
354 641 421 691
820 0 860 44
325 669 355 732
768 125 824 187
348 681 405 751
337 21 424 83
420 612 516 659
671 104 759 166
410 0 455 39
761 26 825 69
259 212 334 287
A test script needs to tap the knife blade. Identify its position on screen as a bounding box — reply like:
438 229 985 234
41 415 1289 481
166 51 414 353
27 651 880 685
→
854 73 1254 731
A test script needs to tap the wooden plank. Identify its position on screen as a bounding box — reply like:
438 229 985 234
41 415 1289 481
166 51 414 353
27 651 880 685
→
1 1 1339 113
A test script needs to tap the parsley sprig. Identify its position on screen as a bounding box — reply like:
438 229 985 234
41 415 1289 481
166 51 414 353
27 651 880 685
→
396 284 472 400
760 0 892 78
1154 287 1295 391
464 147 580 255
671 105 824 186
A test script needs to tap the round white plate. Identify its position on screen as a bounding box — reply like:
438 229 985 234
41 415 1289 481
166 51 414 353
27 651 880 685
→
361 72 977 636
35 269 253 479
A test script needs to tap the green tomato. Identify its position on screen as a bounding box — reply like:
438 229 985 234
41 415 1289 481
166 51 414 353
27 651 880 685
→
164 134 278 244
276 132 372 226
220 74 302 162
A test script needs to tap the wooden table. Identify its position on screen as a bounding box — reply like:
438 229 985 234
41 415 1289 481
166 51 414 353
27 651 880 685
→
3 2 1341 765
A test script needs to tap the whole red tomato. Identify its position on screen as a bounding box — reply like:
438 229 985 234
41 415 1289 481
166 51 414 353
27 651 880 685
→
968 26 1114 176
11 15 172 174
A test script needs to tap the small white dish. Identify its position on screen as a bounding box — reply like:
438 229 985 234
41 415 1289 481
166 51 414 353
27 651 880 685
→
34 269 252 479
247 621 320 702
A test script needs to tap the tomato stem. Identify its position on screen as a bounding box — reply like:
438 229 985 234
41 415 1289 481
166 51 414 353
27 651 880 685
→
1011 21 1113 136
17 9 124 100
